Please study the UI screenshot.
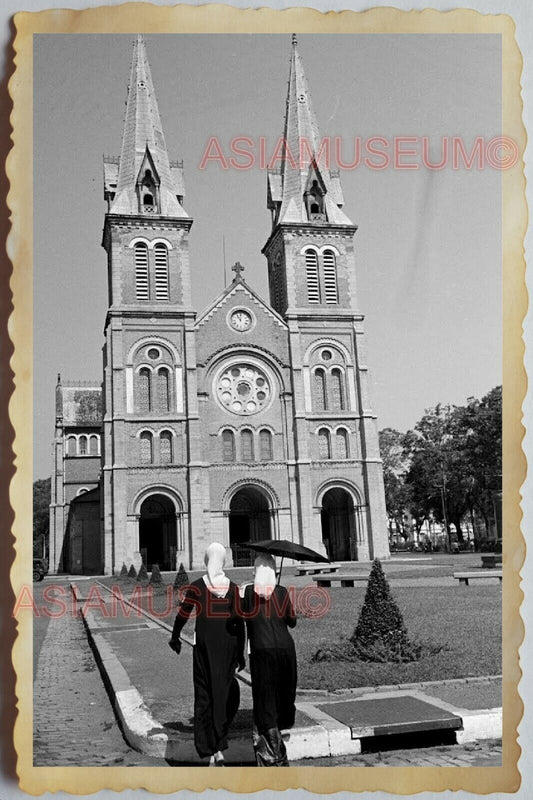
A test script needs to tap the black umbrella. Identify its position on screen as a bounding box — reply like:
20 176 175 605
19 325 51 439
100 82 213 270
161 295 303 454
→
243 539 330 582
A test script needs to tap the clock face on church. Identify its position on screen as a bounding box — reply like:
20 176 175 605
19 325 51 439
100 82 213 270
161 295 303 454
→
229 308 253 332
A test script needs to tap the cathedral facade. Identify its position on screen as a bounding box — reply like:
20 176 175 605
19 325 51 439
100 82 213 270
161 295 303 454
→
49 36 389 575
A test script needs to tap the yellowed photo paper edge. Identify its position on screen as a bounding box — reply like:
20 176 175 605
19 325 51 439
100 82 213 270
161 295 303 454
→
6 3 526 794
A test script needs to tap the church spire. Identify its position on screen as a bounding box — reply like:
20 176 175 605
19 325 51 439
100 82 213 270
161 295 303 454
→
109 35 188 218
268 35 352 227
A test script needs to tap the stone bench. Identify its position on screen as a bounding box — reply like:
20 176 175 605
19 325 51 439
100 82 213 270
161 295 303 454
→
312 573 368 588
296 562 340 576
481 553 502 569
454 571 502 586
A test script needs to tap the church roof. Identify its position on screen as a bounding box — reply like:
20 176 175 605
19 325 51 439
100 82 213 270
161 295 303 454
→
272 35 353 227
195 269 287 330
109 35 189 218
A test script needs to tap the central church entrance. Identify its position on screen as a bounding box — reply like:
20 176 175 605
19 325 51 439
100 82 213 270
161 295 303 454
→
321 487 357 561
139 493 177 571
229 486 271 566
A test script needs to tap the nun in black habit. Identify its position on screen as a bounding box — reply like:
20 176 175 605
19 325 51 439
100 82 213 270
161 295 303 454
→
240 553 297 766
169 542 245 766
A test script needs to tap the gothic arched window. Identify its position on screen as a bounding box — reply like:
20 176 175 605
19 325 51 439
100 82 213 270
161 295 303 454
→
322 249 338 304
160 431 173 465
134 243 149 300
222 430 236 462
78 435 88 456
154 243 169 300
336 428 349 459
330 368 345 411
241 430 254 462
318 428 331 460
138 368 152 413
89 435 99 456
67 436 77 457
156 367 171 412
305 249 320 303
140 431 153 464
313 367 327 411
259 429 273 461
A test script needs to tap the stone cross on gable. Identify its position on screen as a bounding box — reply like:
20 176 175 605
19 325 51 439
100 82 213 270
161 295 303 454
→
232 261 245 279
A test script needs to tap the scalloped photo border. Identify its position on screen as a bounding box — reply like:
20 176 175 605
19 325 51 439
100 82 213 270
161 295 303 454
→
7 4 526 795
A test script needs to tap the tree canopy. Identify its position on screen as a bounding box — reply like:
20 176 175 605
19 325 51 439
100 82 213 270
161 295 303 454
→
33 477 51 557
379 386 501 545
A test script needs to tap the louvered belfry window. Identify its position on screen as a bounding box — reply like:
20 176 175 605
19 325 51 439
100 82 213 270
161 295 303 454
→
154 243 169 300
323 249 338 303
134 243 149 300
305 250 320 303
140 431 153 464
160 431 173 464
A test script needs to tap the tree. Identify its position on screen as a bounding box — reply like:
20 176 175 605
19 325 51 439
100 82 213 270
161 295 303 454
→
379 429 410 539
150 564 163 584
351 559 421 662
33 478 51 558
174 563 189 591
403 404 472 544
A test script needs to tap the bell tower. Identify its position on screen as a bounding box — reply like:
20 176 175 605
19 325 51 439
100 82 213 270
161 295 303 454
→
263 35 389 561
101 35 196 573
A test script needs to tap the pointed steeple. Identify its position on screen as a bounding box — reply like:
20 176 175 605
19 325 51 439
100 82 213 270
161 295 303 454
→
268 36 352 227
109 35 188 218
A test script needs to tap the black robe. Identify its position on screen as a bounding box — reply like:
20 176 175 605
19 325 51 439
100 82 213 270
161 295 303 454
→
170 578 245 758
241 583 297 765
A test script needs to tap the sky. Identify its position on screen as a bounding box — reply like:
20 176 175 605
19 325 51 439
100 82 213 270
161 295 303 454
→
33 33 502 479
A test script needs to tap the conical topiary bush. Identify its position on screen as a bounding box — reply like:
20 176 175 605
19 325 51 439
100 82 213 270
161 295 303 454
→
127 564 137 579
350 559 421 662
137 562 148 582
149 563 163 585
174 562 189 591
120 563 128 578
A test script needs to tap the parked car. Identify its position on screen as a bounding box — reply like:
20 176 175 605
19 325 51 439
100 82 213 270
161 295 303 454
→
33 558 48 582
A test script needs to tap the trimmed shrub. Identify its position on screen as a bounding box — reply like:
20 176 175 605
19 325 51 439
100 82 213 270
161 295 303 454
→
350 559 422 662
174 563 189 591
150 563 163 585
127 564 137 579
119 563 128 578
137 562 148 582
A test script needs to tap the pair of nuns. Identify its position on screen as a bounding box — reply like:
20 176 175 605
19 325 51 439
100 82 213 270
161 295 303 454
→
169 542 297 767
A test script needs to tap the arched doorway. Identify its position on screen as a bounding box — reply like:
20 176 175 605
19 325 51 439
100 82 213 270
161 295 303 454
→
321 487 357 561
139 493 177 571
229 487 271 566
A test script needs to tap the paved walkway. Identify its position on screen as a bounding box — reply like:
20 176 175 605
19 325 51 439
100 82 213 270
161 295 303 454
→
33 585 161 766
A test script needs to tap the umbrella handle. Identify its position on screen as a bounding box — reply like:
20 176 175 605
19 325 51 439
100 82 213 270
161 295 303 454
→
277 556 284 584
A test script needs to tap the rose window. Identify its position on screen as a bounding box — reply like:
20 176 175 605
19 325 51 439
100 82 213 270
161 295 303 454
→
216 364 271 415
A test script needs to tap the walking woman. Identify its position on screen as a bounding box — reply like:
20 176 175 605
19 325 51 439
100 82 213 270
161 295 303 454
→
240 553 297 766
169 542 245 766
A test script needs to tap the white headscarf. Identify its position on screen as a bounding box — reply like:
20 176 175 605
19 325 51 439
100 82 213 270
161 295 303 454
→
253 553 276 598
203 542 230 597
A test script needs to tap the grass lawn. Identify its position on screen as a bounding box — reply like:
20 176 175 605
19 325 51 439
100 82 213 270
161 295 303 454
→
97 574 501 690
294 585 501 689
